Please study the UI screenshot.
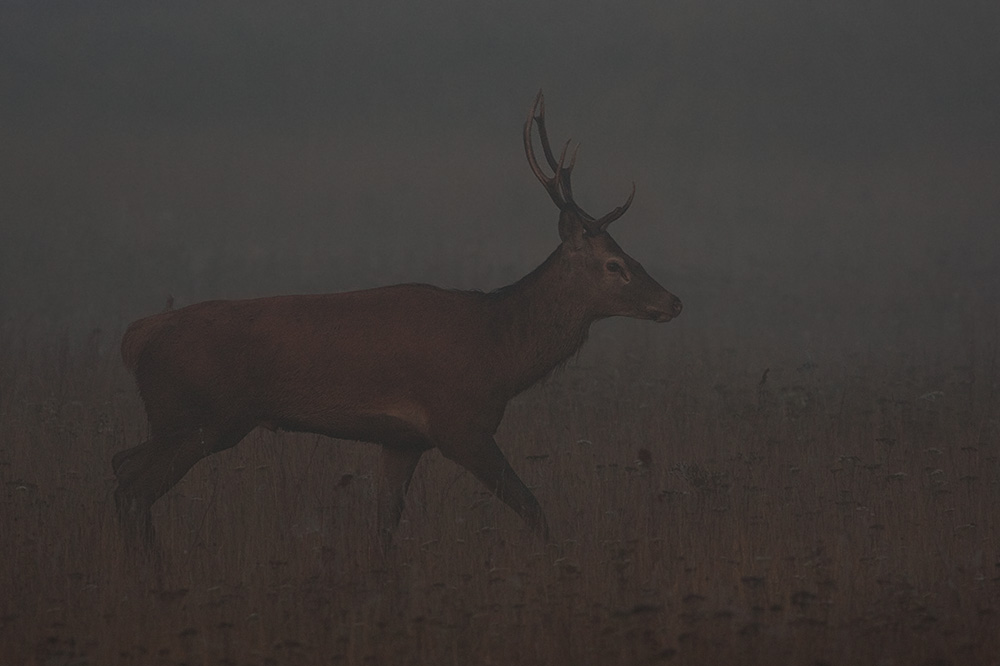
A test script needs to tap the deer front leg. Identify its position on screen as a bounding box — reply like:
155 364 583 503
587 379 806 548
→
441 434 549 540
377 446 423 549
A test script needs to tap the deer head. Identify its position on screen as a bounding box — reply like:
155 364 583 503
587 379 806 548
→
524 91 682 323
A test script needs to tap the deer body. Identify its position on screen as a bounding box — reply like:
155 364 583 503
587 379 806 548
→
113 93 681 546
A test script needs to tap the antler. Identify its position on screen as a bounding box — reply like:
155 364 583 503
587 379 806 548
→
523 90 635 234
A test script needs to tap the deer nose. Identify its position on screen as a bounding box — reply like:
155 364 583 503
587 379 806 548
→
670 297 683 317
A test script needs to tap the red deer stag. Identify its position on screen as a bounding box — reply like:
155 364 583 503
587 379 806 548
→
113 92 682 547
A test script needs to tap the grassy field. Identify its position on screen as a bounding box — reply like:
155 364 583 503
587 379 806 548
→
1 315 998 665
3 2 999 663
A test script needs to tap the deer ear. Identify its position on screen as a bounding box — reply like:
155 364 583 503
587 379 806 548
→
558 209 587 248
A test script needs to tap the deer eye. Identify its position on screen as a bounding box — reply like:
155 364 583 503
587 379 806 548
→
606 260 625 275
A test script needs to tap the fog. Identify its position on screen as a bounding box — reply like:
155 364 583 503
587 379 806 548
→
2 0 998 354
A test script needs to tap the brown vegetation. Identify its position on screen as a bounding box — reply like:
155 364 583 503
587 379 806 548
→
2 315 998 665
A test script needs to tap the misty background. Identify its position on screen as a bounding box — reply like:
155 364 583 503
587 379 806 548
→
2 0 998 357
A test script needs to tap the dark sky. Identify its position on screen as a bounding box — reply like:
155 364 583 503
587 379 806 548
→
1 0 998 351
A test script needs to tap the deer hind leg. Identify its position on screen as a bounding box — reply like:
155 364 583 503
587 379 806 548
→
113 424 251 547
441 434 549 541
377 446 424 550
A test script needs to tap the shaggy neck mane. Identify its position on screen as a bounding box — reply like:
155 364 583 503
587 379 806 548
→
489 245 595 397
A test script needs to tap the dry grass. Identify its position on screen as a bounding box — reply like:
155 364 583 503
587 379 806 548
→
1 321 998 666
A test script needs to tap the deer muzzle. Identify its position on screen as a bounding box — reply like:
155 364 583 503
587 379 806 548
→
647 294 683 322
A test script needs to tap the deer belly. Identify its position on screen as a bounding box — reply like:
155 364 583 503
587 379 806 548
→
272 401 431 448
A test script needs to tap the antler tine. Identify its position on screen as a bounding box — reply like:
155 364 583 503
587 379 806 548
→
557 143 584 214
555 139 571 200
523 93 547 183
524 92 565 209
594 182 636 232
533 92 561 173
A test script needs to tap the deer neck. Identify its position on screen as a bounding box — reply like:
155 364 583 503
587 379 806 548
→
491 246 596 396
